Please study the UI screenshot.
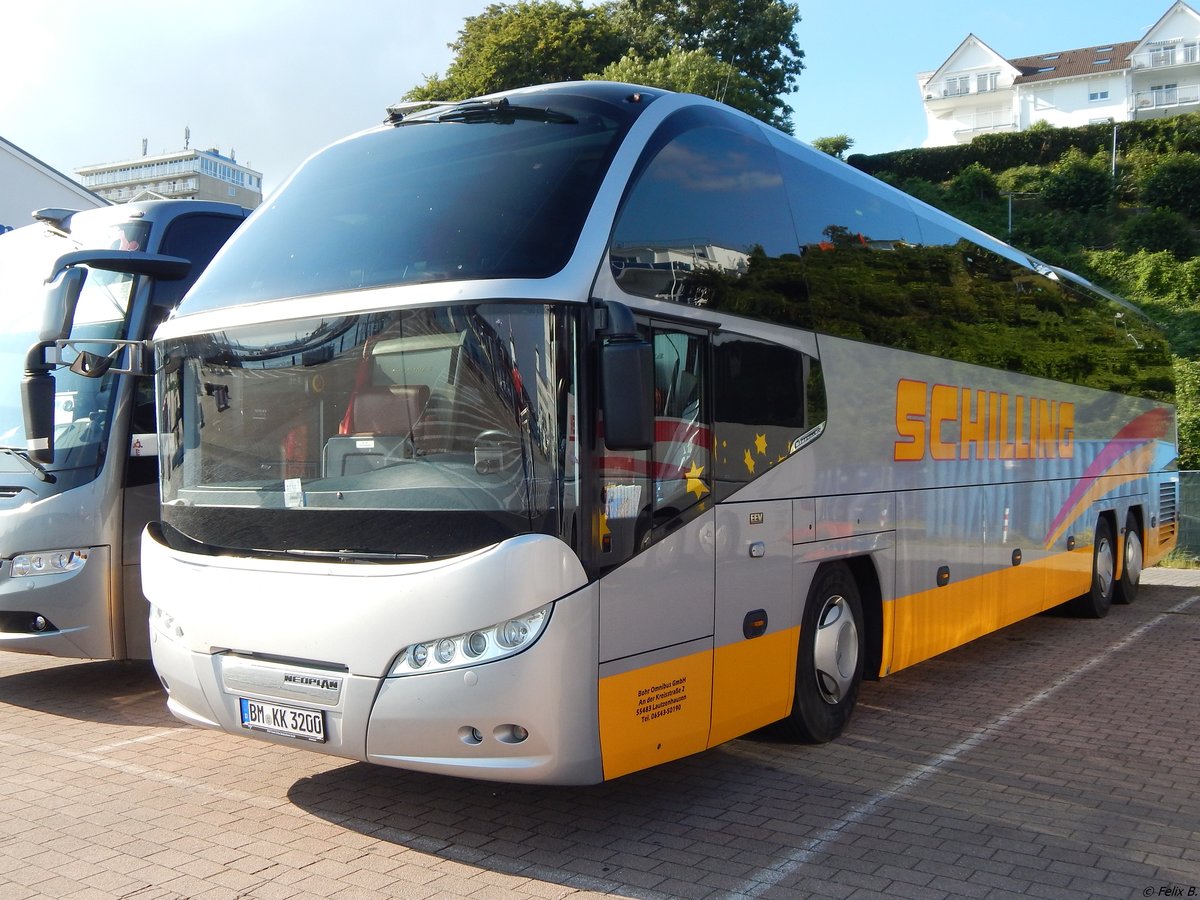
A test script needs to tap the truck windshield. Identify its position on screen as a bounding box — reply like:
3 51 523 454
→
0 217 148 483
156 302 580 560
175 89 642 316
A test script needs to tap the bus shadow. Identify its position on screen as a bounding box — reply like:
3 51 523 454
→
0 658 171 727
286 737 822 897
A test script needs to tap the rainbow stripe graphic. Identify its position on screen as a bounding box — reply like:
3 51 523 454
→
1042 407 1173 550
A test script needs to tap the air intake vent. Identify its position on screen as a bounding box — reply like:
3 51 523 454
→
1159 481 1179 546
0 486 26 500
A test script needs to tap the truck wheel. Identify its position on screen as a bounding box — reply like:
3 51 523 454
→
780 563 863 743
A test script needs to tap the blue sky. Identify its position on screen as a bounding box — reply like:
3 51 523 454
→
0 1 1169 196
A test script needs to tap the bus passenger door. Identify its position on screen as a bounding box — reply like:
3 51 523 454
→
596 325 717 780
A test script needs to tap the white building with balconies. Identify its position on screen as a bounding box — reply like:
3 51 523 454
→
918 0 1200 146
75 142 263 209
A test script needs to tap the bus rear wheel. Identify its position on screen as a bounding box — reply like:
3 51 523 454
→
1114 512 1142 605
781 563 864 743
1068 517 1115 619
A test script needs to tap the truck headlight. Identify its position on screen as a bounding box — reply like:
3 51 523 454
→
10 549 88 577
390 604 552 676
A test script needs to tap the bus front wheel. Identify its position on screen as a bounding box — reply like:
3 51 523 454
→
781 563 864 743
1068 517 1115 619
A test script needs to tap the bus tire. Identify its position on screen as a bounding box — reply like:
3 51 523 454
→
1068 517 1115 619
781 562 864 743
1114 511 1142 605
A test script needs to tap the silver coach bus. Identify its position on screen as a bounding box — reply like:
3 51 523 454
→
2 200 246 659
141 83 1176 783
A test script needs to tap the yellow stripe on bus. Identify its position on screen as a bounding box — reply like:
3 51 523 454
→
598 649 713 781
888 545 1093 673
708 625 799 748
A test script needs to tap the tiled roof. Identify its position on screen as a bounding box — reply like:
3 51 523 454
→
1010 40 1139 83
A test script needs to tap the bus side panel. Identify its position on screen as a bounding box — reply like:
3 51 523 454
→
893 486 989 671
598 640 713 780
1145 474 1180 567
597 511 716 664
890 481 1099 673
597 511 717 779
121 476 158 660
709 500 796 748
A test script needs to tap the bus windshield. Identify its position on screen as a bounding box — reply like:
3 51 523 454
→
0 216 147 482
156 302 579 560
176 89 644 316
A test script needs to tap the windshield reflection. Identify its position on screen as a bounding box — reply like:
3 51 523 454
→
158 303 579 559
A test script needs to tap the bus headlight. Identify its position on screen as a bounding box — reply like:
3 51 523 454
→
10 549 88 577
391 604 552 677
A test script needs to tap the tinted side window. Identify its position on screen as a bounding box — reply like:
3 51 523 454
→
713 332 825 497
151 214 243 312
778 149 928 349
780 149 1173 401
911 214 1174 401
609 108 812 327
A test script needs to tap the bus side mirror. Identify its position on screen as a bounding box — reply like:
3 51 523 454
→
600 338 655 450
22 266 88 463
39 266 86 342
21 369 56 464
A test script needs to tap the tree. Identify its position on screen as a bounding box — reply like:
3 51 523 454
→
406 1 807 133
811 135 854 159
404 1 625 101
995 164 1051 194
612 0 805 132
1118 208 1198 259
590 48 766 117
1140 152 1200 220
1040 149 1113 213
948 162 999 204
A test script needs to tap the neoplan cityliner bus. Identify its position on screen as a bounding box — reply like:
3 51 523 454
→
2 200 247 659
141 83 1177 784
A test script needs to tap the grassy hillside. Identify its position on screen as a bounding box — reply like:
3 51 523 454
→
849 113 1200 468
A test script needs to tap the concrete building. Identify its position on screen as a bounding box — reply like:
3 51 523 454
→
918 0 1200 146
0 136 107 232
75 142 263 209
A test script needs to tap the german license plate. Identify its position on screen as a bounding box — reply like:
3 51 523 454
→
239 697 326 742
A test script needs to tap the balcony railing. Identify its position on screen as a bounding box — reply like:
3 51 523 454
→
1133 82 1200 111
1130 45 1200 70
952 110 1016 135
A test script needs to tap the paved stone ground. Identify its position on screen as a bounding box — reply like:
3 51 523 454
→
0 570 1196 899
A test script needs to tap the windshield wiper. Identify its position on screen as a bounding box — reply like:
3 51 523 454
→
436 97 577 125
0 447 56 484
280 548 430 562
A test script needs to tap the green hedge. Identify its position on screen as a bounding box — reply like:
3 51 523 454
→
849 113 1200 182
